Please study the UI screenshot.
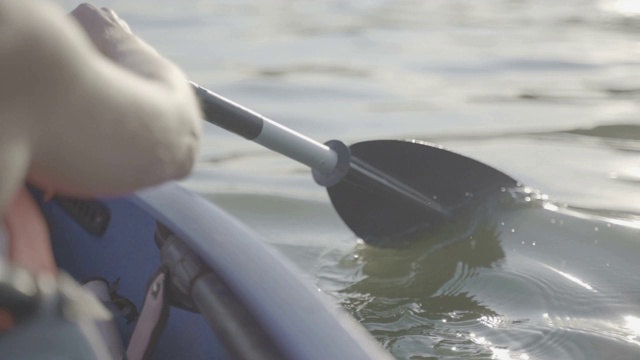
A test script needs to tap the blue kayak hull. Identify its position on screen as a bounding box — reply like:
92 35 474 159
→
38 182 391 359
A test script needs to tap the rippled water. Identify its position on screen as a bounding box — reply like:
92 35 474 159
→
55 0 640 358
318 189 640 359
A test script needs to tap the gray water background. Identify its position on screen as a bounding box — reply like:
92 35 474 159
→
54 0 640 358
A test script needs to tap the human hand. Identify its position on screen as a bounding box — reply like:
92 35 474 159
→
69 3 136 59
0 0 199 202
69 3 164 79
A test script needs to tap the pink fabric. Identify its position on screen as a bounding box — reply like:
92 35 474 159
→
3 187 56 275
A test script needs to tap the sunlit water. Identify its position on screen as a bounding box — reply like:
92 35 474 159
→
55 0 640 358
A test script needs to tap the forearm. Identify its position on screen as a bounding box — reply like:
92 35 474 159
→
2 0 201 197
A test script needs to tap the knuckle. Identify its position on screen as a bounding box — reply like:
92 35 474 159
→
74 3 98 13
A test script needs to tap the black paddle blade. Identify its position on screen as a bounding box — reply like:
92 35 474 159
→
327 140 518 246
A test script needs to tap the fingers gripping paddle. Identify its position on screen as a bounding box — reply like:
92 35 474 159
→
191 83 517 246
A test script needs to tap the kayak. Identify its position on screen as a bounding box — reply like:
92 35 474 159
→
32 182 392 359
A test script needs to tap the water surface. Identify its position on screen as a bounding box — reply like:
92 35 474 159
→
54 1 640 358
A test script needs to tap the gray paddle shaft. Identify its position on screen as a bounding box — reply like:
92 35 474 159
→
191 82 340 176
191 82 450 221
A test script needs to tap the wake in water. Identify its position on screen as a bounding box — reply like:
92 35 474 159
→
317 188 640 360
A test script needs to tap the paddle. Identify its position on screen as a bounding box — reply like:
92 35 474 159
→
191 82 517 246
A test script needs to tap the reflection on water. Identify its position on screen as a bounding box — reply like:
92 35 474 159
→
565 124 640 142
316 190 640 359
600 0 640 16
541 265 595 292
624 316 640 344
318 194 508 358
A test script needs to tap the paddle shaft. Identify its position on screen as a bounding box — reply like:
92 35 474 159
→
191 82 450 218
191 82 338 174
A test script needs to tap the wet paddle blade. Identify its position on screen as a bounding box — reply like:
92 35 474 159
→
327 140 517 246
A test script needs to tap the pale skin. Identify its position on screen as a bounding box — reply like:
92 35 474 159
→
0 1 202 215
0 1 202 274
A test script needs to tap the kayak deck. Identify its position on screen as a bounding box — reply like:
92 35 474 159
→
37 182 391 360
